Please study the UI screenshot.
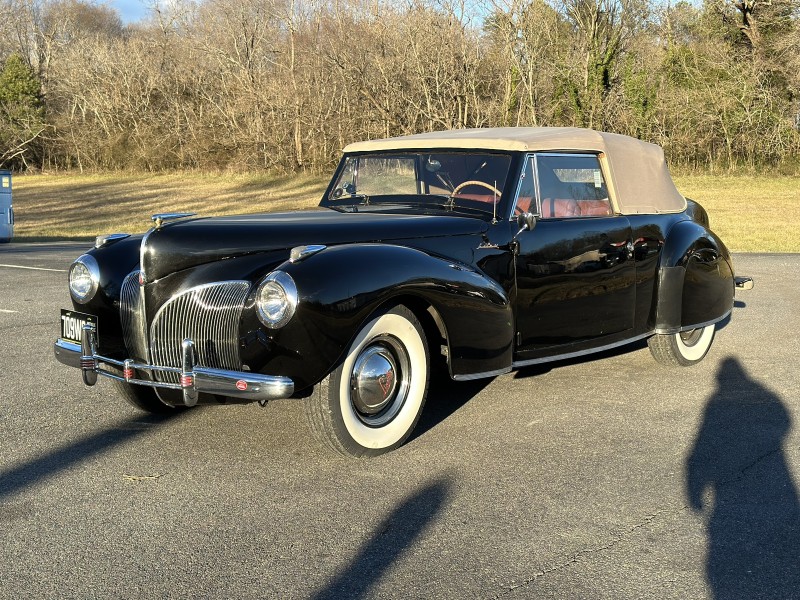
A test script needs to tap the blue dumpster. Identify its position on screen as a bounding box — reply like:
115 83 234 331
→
0 170 12 242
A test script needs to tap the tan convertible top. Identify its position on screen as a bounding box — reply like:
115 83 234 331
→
343 127 687 215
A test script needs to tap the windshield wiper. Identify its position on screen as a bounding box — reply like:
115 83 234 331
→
326 193 370 212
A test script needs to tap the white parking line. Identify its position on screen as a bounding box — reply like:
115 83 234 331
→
0 263 67 273
0 308 19 313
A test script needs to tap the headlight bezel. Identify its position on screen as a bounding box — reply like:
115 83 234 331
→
68 254 101 304
255 271 298 329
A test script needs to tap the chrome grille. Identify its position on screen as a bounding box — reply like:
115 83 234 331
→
119 270 149 361
149 281 250 383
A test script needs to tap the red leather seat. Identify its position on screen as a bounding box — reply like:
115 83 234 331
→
541 198 580 218
516 196 534 213
577 200 613 216
517 197 612 218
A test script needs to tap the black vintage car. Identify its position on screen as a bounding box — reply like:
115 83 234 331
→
55 127 752 456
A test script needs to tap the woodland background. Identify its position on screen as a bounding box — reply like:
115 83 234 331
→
1 0 799 174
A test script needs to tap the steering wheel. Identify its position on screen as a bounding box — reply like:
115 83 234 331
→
451 180 502 198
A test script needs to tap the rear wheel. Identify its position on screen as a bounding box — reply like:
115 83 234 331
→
648 324 716 367
112 380 178 414
307 305 429 457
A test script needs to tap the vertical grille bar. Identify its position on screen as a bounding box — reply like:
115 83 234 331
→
119 270 149 362
149 281 250 383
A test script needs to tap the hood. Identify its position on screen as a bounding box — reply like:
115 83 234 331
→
141 209 488 281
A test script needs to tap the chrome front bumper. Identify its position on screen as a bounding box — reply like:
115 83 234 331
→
54 324 294 407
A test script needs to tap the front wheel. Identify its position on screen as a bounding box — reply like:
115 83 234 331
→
648 324 716 367
307 305 430 457
112 380 179 414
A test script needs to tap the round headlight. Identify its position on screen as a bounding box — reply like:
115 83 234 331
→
68 254 100 304
255 271 298 329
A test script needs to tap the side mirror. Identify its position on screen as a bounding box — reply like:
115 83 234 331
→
516 212 537 235
425 158 442 172
509 212 536 254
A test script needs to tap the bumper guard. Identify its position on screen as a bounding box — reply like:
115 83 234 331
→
54 324 294 407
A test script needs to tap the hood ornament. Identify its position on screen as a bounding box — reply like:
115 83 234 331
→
152 212 197 229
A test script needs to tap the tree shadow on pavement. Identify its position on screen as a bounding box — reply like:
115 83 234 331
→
686 357 800 599
311 477 451 600
0 412 186 500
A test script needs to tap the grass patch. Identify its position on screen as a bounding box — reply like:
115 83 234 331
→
674 175 800 253
8 172 799 252
11 172 327 240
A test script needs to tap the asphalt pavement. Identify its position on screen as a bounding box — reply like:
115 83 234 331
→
0 244 798 599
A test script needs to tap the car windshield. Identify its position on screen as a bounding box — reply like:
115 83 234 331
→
322 151 513 218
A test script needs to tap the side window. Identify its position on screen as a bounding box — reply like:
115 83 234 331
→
536 154 613 219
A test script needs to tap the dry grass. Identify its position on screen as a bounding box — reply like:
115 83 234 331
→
674 175 800 253
11 172 327 241
8 172 799 251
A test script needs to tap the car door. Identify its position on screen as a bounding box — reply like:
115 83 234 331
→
513 153 635 359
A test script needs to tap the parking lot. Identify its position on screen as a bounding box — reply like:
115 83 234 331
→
1 245 798 599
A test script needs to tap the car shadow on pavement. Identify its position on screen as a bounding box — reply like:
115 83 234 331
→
686 357 800 599
0 412 186 500
310 476 451 599
411 372 493 441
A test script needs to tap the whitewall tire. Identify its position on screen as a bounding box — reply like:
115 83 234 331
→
648 324 716 367
307 305 429 457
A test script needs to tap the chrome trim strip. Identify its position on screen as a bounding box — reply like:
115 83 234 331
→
512 332 652 369
139 226 155 284
507 153 540 221
453 367 512 381
120 270 148 362
654 311 731 336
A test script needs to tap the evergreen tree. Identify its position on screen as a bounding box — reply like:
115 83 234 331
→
0 53 45 169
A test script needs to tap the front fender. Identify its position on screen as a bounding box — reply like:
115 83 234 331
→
242 243 513 390
68 235 143 357
654 220 734 333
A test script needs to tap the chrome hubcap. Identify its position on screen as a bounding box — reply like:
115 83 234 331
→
680 328 703 347
350 337 410 427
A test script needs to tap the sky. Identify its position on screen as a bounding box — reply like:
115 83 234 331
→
108 0 150 23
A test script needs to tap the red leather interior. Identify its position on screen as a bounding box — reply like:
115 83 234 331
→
577 200 613 216
521 197 613 218
541 198 580 218
516 196 534 213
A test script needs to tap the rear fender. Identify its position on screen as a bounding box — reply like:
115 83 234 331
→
653 220 734 333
